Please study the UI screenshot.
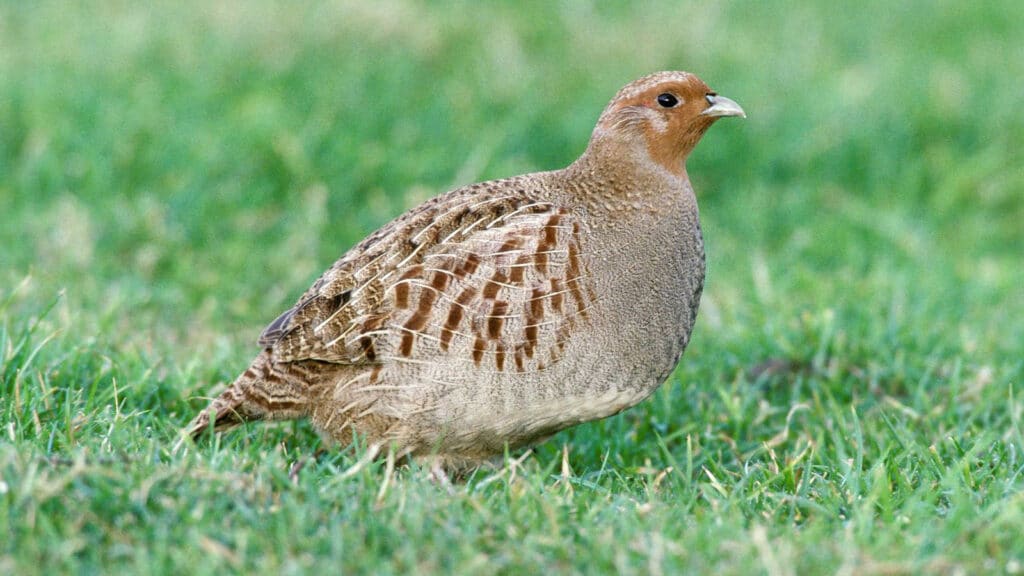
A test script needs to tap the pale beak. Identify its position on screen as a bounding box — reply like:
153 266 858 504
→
701 94 746 118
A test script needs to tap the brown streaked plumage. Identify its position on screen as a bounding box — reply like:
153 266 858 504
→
182 71 745 469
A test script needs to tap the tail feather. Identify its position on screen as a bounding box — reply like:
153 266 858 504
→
182 351 308 442
184 384 250 440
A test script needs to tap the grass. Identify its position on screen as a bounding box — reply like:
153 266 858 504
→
2 0 1023 573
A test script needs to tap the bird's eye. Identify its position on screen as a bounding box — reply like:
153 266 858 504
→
656 93 679 108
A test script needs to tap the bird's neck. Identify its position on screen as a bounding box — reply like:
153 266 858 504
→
558 136 693 222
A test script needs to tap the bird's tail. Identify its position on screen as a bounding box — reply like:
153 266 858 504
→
182 351 309 442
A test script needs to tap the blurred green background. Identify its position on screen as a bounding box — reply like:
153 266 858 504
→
1 1 1022 573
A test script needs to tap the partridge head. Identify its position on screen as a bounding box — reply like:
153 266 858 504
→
182 71 745 471
591 71 744 176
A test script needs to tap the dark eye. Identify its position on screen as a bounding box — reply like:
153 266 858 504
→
656 93 679 108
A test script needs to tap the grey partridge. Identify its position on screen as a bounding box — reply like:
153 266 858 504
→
183 71 745 469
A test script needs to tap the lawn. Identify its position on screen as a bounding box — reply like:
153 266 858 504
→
2 1 1022 573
